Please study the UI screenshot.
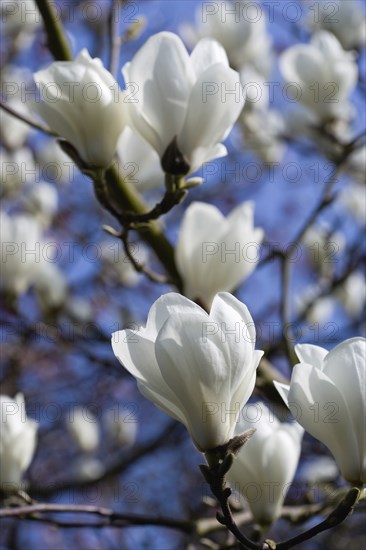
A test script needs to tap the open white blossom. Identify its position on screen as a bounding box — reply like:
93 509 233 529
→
175 201 264 307
0 99 33 149
240 108 285 164
275 338 366 484
339 182 366 223
1 210 67 306
1 211 43 295
303 223 345 279
280 31 358 122
112 292 263 452
34 262 67 310
1 1 40 51
104 408 137 448
67 407 100 454
1 146 35 196
34 49 127 168
227 403 303 526
309 0 366 50
0 393 38 490
336 272 366 318
180 0 273 76
122 32 244 174
23 182 58 229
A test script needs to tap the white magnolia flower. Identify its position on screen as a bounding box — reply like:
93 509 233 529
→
112 292 263 451
342 145 366 185
116 126 164 191
0 393 38 490
0 211 43 295
340 182 366 223
122 32 244 174
1 1 40 34
104 408 137 448
303 223 345 279
24 182 58 229
180 0 273 76
175 201 264 308
1 0 40 50
240 108 285 164
275 338 366 484
67 407 99 453
75 457 105 481
0 98 33 149
0 146 35 196
336 272 366 318
280 31 358 122
309 0 366 50
34 49 127 168
227 402 303 526
306 296 336 325
1 210 67 305
34 262 67 310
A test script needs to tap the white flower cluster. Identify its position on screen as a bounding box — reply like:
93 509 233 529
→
33 34 244 174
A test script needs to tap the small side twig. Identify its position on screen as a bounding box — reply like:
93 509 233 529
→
273 487 360 550
0 100 57 137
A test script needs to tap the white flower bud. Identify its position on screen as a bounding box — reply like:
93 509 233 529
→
0 393 38 491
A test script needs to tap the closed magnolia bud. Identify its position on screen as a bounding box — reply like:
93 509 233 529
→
175 201 264 308
24 182 58 229
0 211 43 296
34 49 127 168
112 292 263 452
275 338 366 484
104 408 137 448
67 407 100 454
0 393 38 491
226 403 303 526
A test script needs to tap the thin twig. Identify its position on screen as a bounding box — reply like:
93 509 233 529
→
119 228 171 284
274 487 360 550
0 503 195 533
0 100 57 137
108 0 123 78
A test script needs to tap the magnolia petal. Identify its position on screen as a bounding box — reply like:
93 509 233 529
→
289 363 361 481
179 63 244 158
155 312 235 449
294 343 328 370
190 38 229 77
323 337 366 478
123 32 193 156
274 381 290 407
145 292 206 337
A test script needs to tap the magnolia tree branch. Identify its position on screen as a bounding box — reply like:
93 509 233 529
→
0 100 57 137
108 0 123 78
202 455 361 550
34 0 73 61
273 487 361 550
28 419 180 497
0 503 195 533
277 135 362 366
33 1 183 288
